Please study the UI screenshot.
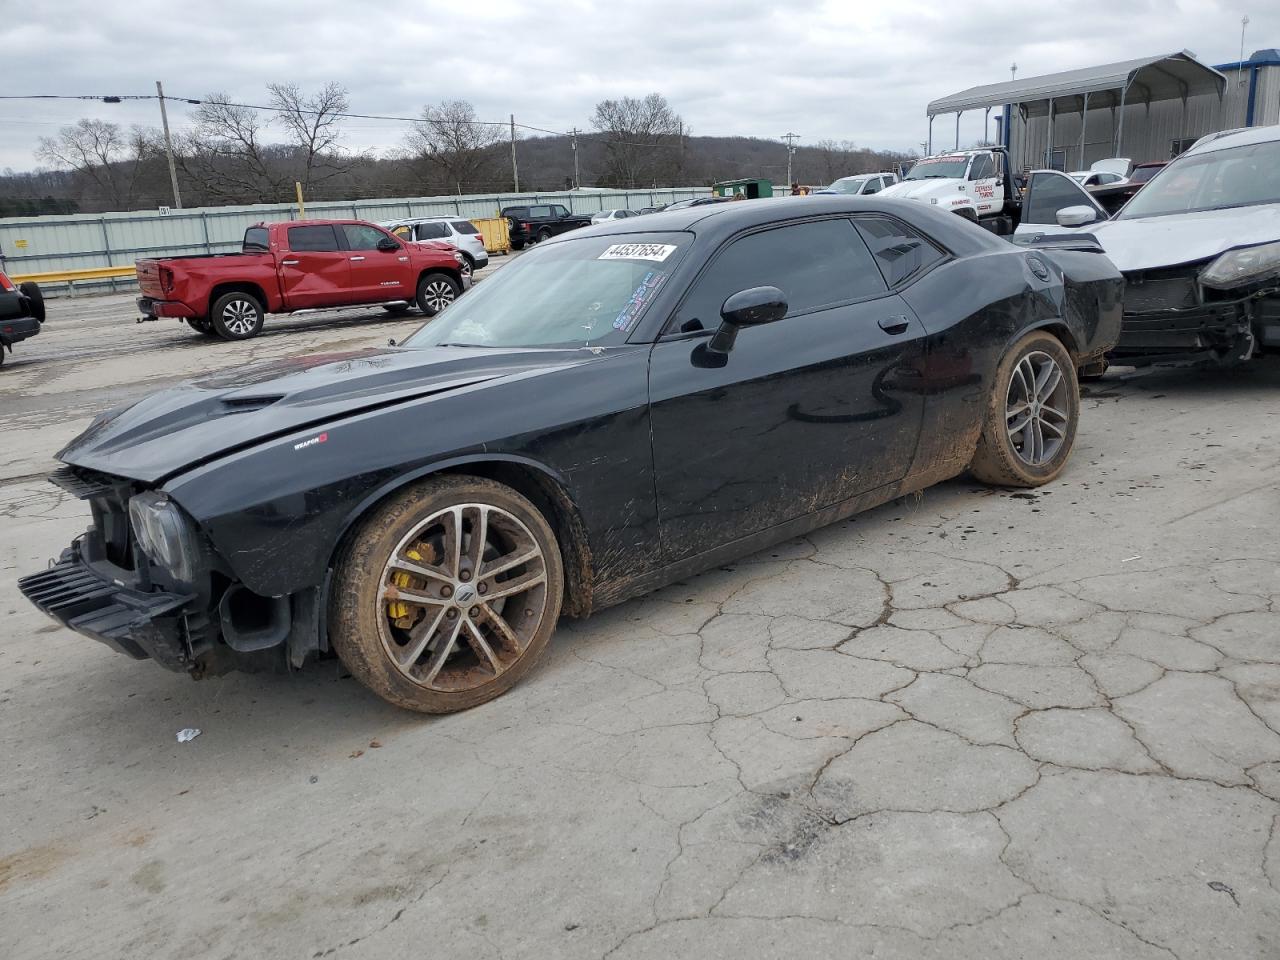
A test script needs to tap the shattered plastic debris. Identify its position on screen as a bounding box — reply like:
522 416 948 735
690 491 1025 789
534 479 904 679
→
175 728 202 743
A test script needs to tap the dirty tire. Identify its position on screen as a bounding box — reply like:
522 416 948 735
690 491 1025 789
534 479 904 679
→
969 330 1079 488
19 282 45 323
330 476 565 714
415 272 460 317
209 291 265 340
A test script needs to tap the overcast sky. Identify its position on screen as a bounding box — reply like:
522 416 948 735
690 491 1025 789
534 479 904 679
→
0 0 1274 172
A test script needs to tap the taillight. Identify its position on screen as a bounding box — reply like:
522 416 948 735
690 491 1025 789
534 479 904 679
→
0 272 13 292
160 267 174 293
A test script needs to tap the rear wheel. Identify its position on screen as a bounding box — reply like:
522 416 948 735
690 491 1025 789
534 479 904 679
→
537 229 553 243
188 318 218 337
969 331 1079 487
416 272 460 316
329 476 565 713
209 291 265 340
511 241 525 251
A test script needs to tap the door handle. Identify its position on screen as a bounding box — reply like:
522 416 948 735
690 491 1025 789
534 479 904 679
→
281 259 299 265
350 256 366 262
878 315 911 335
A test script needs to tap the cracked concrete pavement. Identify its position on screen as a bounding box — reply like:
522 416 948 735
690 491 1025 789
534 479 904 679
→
2 289 1279 959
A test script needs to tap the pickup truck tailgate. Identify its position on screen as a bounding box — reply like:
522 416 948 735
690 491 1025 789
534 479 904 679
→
135 259 166 299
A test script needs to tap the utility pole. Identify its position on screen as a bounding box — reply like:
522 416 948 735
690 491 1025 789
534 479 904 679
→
1010 62 1017 81
155 80 183 209
782 132 800 188
510 115 520 193
571 127 580 189
1239 15 1250 86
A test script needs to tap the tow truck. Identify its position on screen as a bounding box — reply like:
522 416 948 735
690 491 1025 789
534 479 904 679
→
880 147 1023 233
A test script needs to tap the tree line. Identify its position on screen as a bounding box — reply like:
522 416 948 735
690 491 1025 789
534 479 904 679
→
1 84 913 215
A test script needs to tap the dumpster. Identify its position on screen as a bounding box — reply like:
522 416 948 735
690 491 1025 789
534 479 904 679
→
713 178 774 199
471 217 512 255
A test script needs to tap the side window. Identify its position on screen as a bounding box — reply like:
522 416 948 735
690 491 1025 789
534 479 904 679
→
286 224 340 252
451 220 480 234
414 222 449 240
1023 172 1099 224
855 217 945 287
506 207 528 219
862 178 881 195
342 224 392 250
530 205 554 218
968 154 994 181
675 219 887 330
390 225 413 240
243 227 269 252
551 204 570 218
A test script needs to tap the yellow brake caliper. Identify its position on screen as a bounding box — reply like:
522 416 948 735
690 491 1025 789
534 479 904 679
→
388 546 428 626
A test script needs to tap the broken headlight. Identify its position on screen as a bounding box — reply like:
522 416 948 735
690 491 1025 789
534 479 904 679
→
1200 240 1280 289
128 492 201 583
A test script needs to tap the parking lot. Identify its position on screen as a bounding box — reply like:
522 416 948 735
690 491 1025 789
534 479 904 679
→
2 281 1279 959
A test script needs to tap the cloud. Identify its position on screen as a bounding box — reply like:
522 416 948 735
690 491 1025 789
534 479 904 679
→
0 0 1274 171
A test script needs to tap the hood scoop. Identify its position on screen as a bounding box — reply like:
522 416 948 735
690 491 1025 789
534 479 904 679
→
221 395 285 413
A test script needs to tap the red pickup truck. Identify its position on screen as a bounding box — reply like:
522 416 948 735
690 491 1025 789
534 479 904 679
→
135 219 470 340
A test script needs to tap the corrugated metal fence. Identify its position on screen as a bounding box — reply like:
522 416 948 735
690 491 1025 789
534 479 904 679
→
0 187 709 294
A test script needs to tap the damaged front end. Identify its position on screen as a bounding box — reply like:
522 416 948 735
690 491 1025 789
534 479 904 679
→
1114 242 1280 367
18 465 320 678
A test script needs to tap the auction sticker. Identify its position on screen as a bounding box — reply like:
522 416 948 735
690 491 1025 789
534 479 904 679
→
613 270 669 332
598 243 677 262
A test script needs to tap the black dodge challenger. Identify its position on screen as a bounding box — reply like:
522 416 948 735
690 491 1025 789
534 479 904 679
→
19 198 1122 712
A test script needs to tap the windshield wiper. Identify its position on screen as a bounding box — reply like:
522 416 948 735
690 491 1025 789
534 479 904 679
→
435 342 491 348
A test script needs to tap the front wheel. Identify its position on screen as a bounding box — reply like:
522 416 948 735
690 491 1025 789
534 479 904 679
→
416 272 460 317
536 229 553 244
969 331 1079 487
209 291 265 340
329 476 565 713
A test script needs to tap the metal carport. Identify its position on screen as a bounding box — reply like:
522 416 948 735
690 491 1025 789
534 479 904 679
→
926 51 1227 169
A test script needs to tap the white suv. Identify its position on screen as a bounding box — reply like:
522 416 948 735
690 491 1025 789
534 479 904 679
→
382 218 490 272
591 209 639 224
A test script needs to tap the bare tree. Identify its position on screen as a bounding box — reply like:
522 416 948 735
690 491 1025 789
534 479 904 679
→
268 81 358 192
405 100 501 194
36 119 155 208
178 93 287 202
589 94 685 188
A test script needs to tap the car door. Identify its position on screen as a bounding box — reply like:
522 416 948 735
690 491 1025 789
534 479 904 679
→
967 153 1001 215
341 223 411 303
279 224 350 309
648 217 928 560
1013 170 1109 236
549 204 574 233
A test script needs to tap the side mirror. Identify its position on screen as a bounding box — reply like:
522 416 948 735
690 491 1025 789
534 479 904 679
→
1056 205 1099 227
707 286 787 354
377 237 400 252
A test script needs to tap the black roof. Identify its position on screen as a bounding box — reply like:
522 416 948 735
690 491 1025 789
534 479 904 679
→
569 195 1005 257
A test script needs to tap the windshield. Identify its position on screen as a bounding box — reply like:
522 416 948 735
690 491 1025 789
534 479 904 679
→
903 156 969 180
826 177 868 194
1119 141 1280 219
403 232 689 349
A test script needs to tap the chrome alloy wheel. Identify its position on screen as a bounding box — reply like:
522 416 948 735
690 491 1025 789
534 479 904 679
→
1006 350 1070 466
422 280 456 312
220 297 259 336
377 503 549 691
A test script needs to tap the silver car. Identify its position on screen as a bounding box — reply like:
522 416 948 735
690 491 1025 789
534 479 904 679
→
382 218 490 273
590 209 640 224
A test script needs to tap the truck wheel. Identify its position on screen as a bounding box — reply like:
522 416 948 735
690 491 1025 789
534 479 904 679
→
210 291 265 340
381 303 413 315
188 318 219 337
416 273 460 317
329 475 565 713
511 241 525 251
969 331 1079 488
18 282 45 323
537 229 553 243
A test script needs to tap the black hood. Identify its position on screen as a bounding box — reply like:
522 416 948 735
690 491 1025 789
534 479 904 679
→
59 346 599 483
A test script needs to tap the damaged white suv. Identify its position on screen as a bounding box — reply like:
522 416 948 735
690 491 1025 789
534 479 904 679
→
1015 125 1280 370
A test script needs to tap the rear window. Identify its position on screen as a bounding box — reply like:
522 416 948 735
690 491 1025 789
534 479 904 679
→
287 225 340 252
504 207 529 218
243 227 269 252
451 221 480 234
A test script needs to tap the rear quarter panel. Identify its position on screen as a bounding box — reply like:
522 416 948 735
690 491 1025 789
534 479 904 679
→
137 253 284 314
